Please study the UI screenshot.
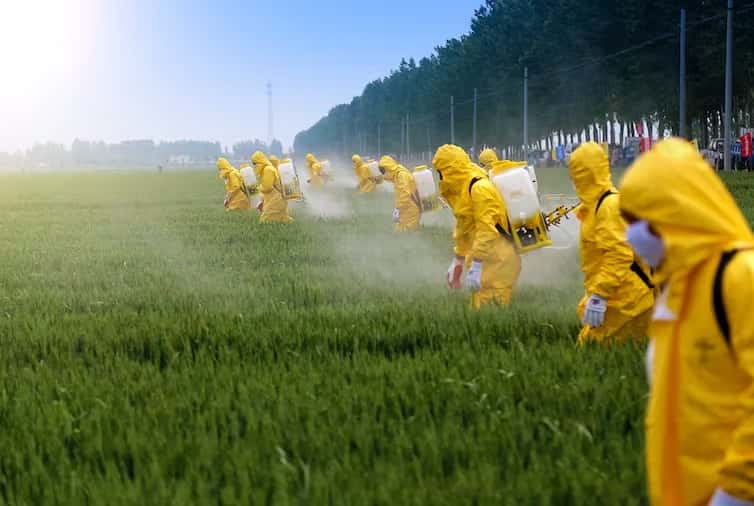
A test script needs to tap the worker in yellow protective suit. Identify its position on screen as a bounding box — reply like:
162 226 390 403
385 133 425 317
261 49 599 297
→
251 151 292 224
378 156 421 231
568 142 655 344
478 148 527 174
217 158 250 212
352 154 376 193
269 155 280 169
478 148 499 172
620 138 754 506
305 153 325 187
433 145 521 309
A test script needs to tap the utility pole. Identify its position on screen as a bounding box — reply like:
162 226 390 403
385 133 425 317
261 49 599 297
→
724 0 734 171
267 82 273 146
450 96 456 144
406 113 411 161
523 67 529 161
472 88 478 156
400 116 405 159
426 126 431 159
679 9 688 138
377 123 382 156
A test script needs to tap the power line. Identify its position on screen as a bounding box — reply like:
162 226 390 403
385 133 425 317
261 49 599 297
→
316 3 754 152
456 3 754 105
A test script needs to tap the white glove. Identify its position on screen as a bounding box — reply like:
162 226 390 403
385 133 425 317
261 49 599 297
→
447 256 465 289
709 489 754 506
465 260 482 293
582 294 607 328
392 208 400 223
645 339 655 386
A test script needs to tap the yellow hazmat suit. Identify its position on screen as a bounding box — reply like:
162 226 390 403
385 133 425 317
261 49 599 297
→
352 154 376 193
620 138 754 506
305 153 325 187
478 148 499 172
252 151 292 224
478 149 526 174
433 145 521 309
217 158 250 212
568 142 654 344
378 156 421 231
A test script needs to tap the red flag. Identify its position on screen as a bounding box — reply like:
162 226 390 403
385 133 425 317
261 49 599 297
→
740 133 752 158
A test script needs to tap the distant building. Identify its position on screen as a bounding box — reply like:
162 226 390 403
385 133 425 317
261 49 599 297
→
168 155 192 165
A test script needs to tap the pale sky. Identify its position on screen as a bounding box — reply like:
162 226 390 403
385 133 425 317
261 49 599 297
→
0 0 484 152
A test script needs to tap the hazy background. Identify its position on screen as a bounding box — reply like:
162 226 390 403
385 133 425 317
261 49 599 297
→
0 0 482 154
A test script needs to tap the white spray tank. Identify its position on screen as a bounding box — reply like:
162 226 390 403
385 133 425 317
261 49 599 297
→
366 159 383 184
413 165 441 212
492 166 540 228
490 162 552 251
493 161 538 194
278 159 303 200
319 160 332 179
526 165 539 194
240 166 259 194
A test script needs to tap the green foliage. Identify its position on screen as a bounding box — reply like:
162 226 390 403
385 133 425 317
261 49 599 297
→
2 167 747 504
295 0 754 155
269 139 284 158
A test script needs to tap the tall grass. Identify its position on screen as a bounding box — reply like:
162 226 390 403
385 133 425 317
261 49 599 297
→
2 166 737 504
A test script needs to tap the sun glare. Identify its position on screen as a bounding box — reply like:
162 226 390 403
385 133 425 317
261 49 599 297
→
0 0 91 100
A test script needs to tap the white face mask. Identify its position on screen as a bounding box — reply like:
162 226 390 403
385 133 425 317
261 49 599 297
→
626 220 665 268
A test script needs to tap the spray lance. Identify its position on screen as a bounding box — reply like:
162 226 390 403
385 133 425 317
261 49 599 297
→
544 202 580 228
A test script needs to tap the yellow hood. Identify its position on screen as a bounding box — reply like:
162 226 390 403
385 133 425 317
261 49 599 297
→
433 145 485 189
251 151 269 178
379 155 402 181
620 137 754 282
217 157 233 179
569 142 613 206
352 154 363 167
251 151 269 166
479 148 498 169
306 153 317 166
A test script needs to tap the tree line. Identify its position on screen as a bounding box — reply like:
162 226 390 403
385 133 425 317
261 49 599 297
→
294 0 754 157
1 138 285 170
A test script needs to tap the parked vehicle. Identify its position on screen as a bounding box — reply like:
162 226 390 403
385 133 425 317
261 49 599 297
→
700 138 746 171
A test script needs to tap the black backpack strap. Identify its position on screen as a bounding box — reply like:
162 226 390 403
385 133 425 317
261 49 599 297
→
630 261 655 290
469 176 514 244
494 223 514 244
594 189 654 290
595 190 616 214
411 193 421 209
713 250 740 348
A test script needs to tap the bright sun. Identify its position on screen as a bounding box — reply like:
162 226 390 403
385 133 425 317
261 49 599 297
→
0 0 91 100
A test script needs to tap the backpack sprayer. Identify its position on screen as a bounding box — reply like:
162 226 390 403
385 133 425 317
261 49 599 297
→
278 158 304 201
413 165 446 212
318 160 333 182
239 163 259 195
365 159 384 184
488 161 578 253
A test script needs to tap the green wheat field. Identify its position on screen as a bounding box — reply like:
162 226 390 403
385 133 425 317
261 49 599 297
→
1 167 753 505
